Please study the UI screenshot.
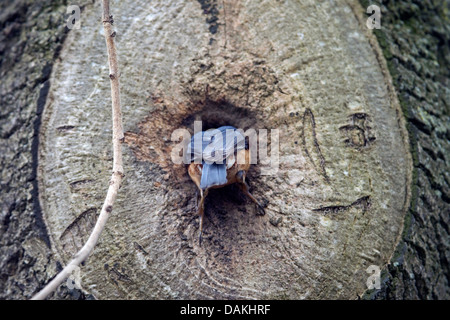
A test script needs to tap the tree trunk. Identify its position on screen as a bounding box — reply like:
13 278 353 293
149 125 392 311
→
360 0 450 300
0 0 448 300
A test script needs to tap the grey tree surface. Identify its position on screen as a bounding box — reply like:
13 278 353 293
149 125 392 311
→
0 0 448 299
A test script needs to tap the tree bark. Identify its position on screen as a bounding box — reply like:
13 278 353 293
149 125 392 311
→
0 0 448 300
0 0 81 299
360 0 450 299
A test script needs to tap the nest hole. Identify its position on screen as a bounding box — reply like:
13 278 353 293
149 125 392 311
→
180 100 263 215
182 99 259 133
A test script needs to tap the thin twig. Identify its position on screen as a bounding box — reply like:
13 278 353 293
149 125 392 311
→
31 0 124 300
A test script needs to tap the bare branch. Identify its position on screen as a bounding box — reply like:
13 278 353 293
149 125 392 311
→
31 0 124 300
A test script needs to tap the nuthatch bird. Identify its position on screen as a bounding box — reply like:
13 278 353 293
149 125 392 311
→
187 126 266 244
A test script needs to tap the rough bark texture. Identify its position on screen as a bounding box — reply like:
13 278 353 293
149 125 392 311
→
36 0 412 299
360 0 450 299
0 0 448 300
0 0 91 299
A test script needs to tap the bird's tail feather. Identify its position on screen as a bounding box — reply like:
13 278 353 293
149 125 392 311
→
200 162 228 190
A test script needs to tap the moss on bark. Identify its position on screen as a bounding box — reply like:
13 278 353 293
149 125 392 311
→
360 0 450 299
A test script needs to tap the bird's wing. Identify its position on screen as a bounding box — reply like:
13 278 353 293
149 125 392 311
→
187 131 209 163
188 126 245 164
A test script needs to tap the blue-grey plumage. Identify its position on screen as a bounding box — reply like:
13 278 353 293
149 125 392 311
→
199 162 227 190
187 126 266 245
187 126 245 190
